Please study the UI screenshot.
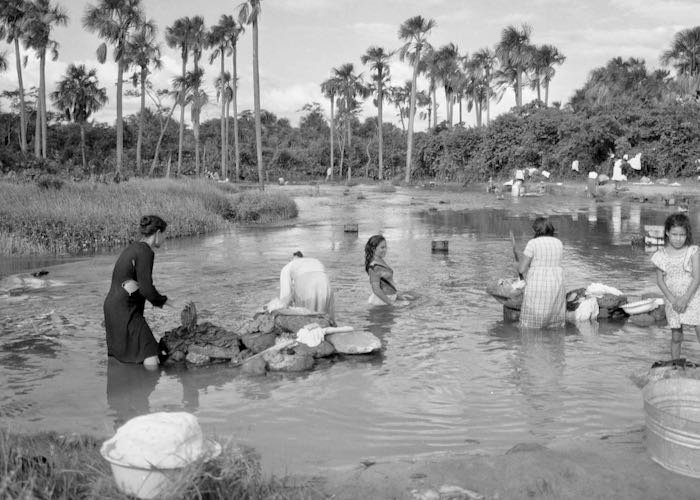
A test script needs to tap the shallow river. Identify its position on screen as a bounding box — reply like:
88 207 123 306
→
0 185 695 475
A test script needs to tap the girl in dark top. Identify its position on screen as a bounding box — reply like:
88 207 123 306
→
104 215 172 368
365 234 406 306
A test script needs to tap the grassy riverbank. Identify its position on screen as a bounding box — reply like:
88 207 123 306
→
0 429 316 499
0 178 298 256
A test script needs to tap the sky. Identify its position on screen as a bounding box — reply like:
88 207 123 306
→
0 0 697 130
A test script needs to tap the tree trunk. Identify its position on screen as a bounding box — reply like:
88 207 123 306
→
80 123 87 170
137 69 146 174
34 106 40 157
486 74 491 126
116 58 124 172
39 51 47 159
219 53 226 179
329 95 334 180
445 87 452 127
232 45 240 181
536 80 541 103
150 102 177 176
252 20 264 189
14 39 27 153
431 85 437 129
515 68 522 107
377 83 384 180
166 151 171 178
177 57 186 175
194 59 201 176
405 56 420 184
544 82 549 107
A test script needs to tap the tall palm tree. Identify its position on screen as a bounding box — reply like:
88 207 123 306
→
50 63 107 170
661 26 700 77
208 15 242 179
238 0 264 188
0 51 7 72
332 63 369 178
166 16 196 176
495 23 532 108
471 47 496 125
214 70 232 176
228 21 244 181
189 16 206 175
398 15 435 183
320 75 342 180
361 46 393 180
432 42 460 127
83 0 147 174
0 0 30 153
125 22 161 174
24 0 68 159
529 44 565 106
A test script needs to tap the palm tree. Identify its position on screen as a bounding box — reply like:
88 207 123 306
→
320 75 342 180
0 51 7 72
125 22 161 174
228 21 244 181
50 63 107 170
661 26 700 77
166 16 196 176
208 15 242 180
332 63 369 179
83 0 147 174
529 44 565 106
0 0 30 153
432 43 461 127
189 16 206 175
495 23 533 108
214 70 232 176
471 47 496 125
399 15 435 183
24 0 68 159
361 46 393 180
238 0 264 188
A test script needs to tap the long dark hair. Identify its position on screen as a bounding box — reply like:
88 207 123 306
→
664 213 693 246
364 234 385 273
139 215 167 236
532 217 555 238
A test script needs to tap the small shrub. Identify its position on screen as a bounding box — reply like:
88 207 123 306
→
36 175 64 190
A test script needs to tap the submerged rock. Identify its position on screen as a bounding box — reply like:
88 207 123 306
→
327 331 381 354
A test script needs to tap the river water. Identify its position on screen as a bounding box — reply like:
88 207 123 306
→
0 184 695 475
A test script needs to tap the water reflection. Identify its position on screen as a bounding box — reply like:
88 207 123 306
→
106 358 161 428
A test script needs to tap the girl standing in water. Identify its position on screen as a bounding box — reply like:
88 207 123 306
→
365 234 407 306
651 213 700 359
518 217 566 329
104 215 173 368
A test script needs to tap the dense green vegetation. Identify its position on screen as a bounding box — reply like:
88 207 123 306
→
1 1 699 186
0 178 298 255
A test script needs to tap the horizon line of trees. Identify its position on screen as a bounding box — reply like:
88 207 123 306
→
1 2 699 185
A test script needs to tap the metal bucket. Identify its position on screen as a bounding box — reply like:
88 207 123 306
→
643 378 700 477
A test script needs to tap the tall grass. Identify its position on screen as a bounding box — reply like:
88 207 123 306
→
0 429 318 499
0 178 297 255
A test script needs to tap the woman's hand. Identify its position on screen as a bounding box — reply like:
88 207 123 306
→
675 295 690 313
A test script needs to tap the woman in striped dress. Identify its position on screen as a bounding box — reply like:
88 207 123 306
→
518 217 566 329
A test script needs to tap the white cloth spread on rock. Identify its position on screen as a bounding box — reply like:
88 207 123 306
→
102 412 205 469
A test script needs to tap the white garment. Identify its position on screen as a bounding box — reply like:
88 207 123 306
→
280 257 335 320
629 153 642 170
612 159 624 181
571 160 580 172
368 292 396 305
515 169 525 181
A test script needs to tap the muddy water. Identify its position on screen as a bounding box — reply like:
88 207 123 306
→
0 185 695 475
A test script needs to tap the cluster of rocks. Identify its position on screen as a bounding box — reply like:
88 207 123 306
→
159 303 379 375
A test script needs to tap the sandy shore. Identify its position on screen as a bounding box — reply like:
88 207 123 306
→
290 178 700 499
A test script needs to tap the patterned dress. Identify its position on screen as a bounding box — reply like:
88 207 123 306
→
367 260 398 305
651 246 700 328
520 236 566 329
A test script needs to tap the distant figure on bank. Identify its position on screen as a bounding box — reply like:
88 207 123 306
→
652 213 700 359
365 234 407 306
326 167 332 182
104 215 173 368
518 217 566 329
279 251 335 321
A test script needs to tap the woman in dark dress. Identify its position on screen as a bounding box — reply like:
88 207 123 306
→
104 215 171 368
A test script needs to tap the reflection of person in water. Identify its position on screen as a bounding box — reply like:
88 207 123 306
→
106 357 161 428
